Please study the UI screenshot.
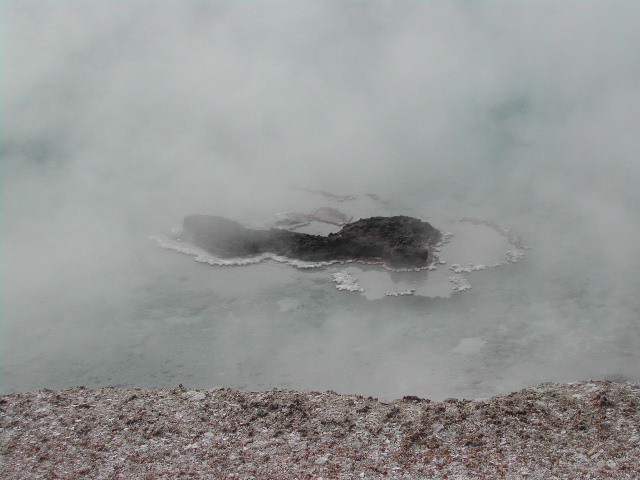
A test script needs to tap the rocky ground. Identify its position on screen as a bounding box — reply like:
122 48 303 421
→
1 381 639 479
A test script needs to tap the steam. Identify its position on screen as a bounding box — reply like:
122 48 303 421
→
4 2 640 398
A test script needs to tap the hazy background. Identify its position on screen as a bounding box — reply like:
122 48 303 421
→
3 1 640 400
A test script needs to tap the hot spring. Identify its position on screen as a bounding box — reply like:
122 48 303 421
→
4 2 639 400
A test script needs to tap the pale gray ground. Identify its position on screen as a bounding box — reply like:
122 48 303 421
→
2 381 638 479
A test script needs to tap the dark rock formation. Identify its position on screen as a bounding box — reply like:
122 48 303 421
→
182 215 442 268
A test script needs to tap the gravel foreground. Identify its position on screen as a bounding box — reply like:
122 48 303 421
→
1 381 639 479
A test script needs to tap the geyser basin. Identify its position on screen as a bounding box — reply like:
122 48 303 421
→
153 190 527 299
6 1 640 403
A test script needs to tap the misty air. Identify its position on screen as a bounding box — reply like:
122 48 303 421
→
4 1 640 404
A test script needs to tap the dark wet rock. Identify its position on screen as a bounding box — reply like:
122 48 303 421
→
183 215 442 268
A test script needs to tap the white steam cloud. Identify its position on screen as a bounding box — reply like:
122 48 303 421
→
3 1 640 399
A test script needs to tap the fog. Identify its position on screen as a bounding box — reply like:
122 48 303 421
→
3 1 640 400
